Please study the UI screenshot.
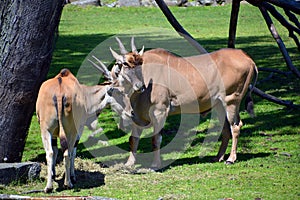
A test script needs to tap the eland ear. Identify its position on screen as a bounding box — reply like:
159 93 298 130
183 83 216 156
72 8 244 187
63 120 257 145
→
111 63 121 81
139 46 144 56
110 47 124 62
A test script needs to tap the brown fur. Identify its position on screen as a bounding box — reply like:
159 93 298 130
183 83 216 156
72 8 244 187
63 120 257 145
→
36 69 109 192
119 48 258 168
125 53 143 68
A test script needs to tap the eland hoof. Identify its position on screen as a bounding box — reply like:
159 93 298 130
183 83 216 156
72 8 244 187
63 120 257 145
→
71 176 77 184
150 163 161 171
225 160 234 165
150 166 160 172
44 187 53 193
212 156 224 163
63 183 74 190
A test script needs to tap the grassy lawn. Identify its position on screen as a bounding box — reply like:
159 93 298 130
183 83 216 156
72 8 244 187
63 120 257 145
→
1 4 299 200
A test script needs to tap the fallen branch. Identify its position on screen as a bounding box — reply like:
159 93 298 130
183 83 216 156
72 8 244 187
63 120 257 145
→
252 86 294 108
258 67 290 76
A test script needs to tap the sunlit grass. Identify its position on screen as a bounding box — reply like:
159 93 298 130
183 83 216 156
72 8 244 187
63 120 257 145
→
5 4 299 199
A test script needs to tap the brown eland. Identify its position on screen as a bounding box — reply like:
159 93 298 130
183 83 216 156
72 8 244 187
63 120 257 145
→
109 37 258 169
36 68 117 192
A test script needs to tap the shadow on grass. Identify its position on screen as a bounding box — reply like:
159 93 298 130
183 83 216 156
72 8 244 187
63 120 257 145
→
159 152 272 172
77 101 298 166
49 33 113 78
54 170 105 192
242 107 300 137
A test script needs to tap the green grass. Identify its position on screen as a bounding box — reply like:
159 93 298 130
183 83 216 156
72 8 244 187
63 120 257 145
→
1 4 299 200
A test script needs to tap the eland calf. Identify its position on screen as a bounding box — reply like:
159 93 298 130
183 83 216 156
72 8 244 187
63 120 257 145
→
36 68 112 192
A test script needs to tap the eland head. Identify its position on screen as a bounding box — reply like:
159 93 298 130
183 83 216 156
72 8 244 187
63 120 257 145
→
88 55 134 130
109 37 145 94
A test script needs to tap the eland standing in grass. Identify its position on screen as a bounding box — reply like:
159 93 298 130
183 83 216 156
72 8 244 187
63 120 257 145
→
108 37 258 169
36 68 114 192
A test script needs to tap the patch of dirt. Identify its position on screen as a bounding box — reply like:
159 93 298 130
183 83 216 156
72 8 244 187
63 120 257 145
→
40 157 155 191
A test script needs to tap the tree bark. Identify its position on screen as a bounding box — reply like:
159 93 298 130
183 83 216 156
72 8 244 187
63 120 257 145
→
228 0 241 48
0 0 64 162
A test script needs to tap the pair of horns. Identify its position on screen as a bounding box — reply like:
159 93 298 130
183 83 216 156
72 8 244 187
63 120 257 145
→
89 37 144 80
116 37 141 54
110 37 144 62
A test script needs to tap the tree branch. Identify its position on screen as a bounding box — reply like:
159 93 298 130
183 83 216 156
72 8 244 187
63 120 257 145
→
262 2 300 50
259 4 300 78
252 87 294 108
228 0 241 48
154 0 207 53
258 67 290 76
265 0 300 15
284 9 300 29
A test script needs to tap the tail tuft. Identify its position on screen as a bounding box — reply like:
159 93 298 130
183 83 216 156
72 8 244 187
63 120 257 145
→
60 68 71 77
245 62 258 118
245 92 255 118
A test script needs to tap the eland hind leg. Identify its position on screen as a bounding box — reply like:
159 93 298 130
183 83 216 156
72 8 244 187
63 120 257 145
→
70 134 80 184
60 132 77 189
213 98 232 162
41 128 55 193
51 137 58 180
225 103 243 164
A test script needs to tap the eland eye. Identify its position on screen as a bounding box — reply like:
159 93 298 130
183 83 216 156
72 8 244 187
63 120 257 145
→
115 62 123 69
123 62 131 68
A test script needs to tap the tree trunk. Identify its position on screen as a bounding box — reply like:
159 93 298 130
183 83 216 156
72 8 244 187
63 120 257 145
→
0 0 64 162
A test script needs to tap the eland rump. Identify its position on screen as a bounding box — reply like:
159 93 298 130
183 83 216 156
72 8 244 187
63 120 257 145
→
109 38 258 169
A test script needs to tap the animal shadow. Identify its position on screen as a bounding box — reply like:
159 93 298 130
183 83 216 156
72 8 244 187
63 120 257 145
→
55 170 105 192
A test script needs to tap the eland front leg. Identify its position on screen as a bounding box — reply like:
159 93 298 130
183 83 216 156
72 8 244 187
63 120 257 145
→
151 133 163 170
125 125 142 167
150 105 168 170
